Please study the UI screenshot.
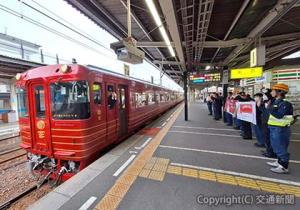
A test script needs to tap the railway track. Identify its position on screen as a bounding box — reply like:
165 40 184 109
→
0 185 38 210
0 135 21 153
0 147 26 165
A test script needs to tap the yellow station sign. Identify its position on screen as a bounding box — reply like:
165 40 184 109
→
230 67 263 79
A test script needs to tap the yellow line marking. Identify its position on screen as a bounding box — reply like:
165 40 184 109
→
237 182 260 190
216 174 235 180
216 174 237 185
152 163 168 172
172 166 300 197
107 182 130 198
199 176 217 182
198 170 215 177
167 166 182 175
143 162 155 170
125 166 143 176
133 160 147 168
182 168 198 178
156 158 170 165
148 170 166 181
139 169 151 178
118 174 137 186
94 195 121 210
279 184 300 191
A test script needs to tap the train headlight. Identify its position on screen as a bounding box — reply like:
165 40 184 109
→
16 73 22 80
60 64 70 73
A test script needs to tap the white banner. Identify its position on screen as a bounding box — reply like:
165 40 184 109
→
236 101 256 125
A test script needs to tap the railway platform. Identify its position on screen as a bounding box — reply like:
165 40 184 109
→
29 103 300 210
0 122 19 141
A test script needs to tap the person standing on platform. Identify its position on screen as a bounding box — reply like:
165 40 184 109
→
266 84 294 173
225 92 233 126
218 93 223 120
233 92 241 130
238 92 252 139
206 94 213 115
212 93 221 120
253 93 265 147
260 88 277 158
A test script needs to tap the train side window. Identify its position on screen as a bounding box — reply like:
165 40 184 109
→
135 92 147 108
107 85 117 109
148 93 155 105
93 83 102 104
160 94 165 102
34 86 46 118
166 93 170 101
155 93 160 103
119 87 126 109
171 93 175 100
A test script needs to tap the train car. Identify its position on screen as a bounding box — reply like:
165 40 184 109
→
15 64 183 182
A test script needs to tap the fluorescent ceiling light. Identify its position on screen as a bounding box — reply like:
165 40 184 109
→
145 0 175 57
205 65 211 70
145 0 162 26
283 51 300 59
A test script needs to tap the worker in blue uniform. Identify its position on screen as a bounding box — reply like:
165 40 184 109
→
206 94 213 115
266 83 294 174
211 93 222 120
260 88 277 158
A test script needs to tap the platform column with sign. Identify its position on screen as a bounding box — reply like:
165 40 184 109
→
250 45 265 67
124 64 130 76
222 68 229 99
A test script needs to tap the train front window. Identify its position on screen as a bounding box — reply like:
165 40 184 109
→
50 81 90 120
16 88 28 117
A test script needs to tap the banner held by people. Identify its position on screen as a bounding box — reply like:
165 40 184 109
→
236 101 257 125
225 98 236 115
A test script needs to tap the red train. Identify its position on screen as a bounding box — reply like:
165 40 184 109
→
16 64 183 182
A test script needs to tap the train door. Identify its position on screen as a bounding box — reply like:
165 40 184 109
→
118 85 128 137
28 81 52 155
106 83 118 142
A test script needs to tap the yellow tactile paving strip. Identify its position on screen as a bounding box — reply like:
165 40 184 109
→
94 105 184 210
138 157 169 181
164 165 300 197
94 104 300 209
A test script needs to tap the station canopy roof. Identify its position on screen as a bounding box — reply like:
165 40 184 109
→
65 0 300 83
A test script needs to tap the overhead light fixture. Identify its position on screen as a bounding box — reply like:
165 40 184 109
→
205 65 211 70
145 0 175 57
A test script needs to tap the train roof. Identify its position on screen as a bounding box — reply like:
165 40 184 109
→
86 64 178 92
19 64 182 93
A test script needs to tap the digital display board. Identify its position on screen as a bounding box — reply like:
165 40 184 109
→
190 73 221 83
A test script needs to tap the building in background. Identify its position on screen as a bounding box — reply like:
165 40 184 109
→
0 33 41 122
0 32 41 61
240 65 300 114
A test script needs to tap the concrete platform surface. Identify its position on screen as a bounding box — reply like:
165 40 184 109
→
28 103 300 210
0 121 19 140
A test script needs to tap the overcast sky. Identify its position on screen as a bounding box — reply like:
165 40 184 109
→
0 0 182 91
